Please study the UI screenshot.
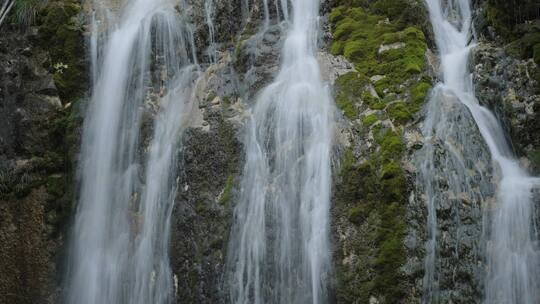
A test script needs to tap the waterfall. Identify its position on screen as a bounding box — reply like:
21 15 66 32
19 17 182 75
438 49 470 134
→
240 0 288 28
204 0 217 63
423 0 540 303
65 0 199 303
226 0 333 303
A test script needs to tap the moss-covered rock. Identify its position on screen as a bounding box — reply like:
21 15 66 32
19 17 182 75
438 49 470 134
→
483 0 540 41
37 0 86 103
362 114 379 126
335 72 367 119
334 139 409 303
330 2 431 302
0 1 85 300
330 5 427 94
330 2 431 127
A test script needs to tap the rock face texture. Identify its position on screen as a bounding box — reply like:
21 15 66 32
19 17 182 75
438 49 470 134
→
0 1 85 303
0 0 539 304
473 44 540 174
409 92 494 303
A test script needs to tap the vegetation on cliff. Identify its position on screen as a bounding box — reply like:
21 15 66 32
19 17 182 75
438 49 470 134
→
331 0 431 302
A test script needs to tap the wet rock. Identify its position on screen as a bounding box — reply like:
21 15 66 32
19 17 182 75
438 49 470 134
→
410 91 495 303
170 113 242 304
473 42 540 174
317 52 355 84
378 42 406 53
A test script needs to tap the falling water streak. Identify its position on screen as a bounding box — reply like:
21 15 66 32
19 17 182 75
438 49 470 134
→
65 0 199 303
240 0 287 30
89 12 98 85
424 0 540 303
227 0 333 303
130 65 199 304
280 0 288 22
274 0 280 23
419 86 491 303
262 0 270 29
204 0 217 63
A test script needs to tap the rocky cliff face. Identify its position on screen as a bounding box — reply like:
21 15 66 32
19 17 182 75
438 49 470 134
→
0 0 538 303
0 1 85 303
474 0 540 174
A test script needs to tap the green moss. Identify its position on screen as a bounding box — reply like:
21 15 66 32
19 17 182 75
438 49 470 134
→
348 203 368 225
486 4 513 39
334 17 359 41
335 72 367 118
529 148 540 172
411 78 431 112
485 1 539 41
336 131 408 302
329 4 429 136
375 128 405 161
387 102 412 123
503 31 540 60
207 91 217 102
329 6 347 23
343 40 368 61
219 175 234 206
195 201 208 213
405 61 422 74
362 114 378 127
380 161 407 202
340 149 355 173
338 156 379 209
222 95 235 106
362 91 387 110
331 3 420 302
336 72 367 96
38 0 86 103
336 95 357 119
46 174 65 198
533 43 540 65
331 6 427 90
370 0 426 28
373 201 406 301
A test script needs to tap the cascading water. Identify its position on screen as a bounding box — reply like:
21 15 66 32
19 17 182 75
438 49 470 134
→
65 0 199 303
226 0 333 303
241 0 288 28
419 87 493 302
204 0 217 63
423 0 540 303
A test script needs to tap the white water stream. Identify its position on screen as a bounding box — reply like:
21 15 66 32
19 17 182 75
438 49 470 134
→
226 0 333 303
65 0 199 303
424 0 540 303
204 0 217 63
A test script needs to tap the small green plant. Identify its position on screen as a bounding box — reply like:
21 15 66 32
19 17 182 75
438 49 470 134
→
53 62 69 74
218 175 234 206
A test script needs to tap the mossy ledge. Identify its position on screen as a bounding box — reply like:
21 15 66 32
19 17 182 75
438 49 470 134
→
331 0 431 302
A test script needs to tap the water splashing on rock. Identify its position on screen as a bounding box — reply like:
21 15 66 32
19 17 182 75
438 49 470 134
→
423 0 540 303
226 0 334 303
65 0 199 303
